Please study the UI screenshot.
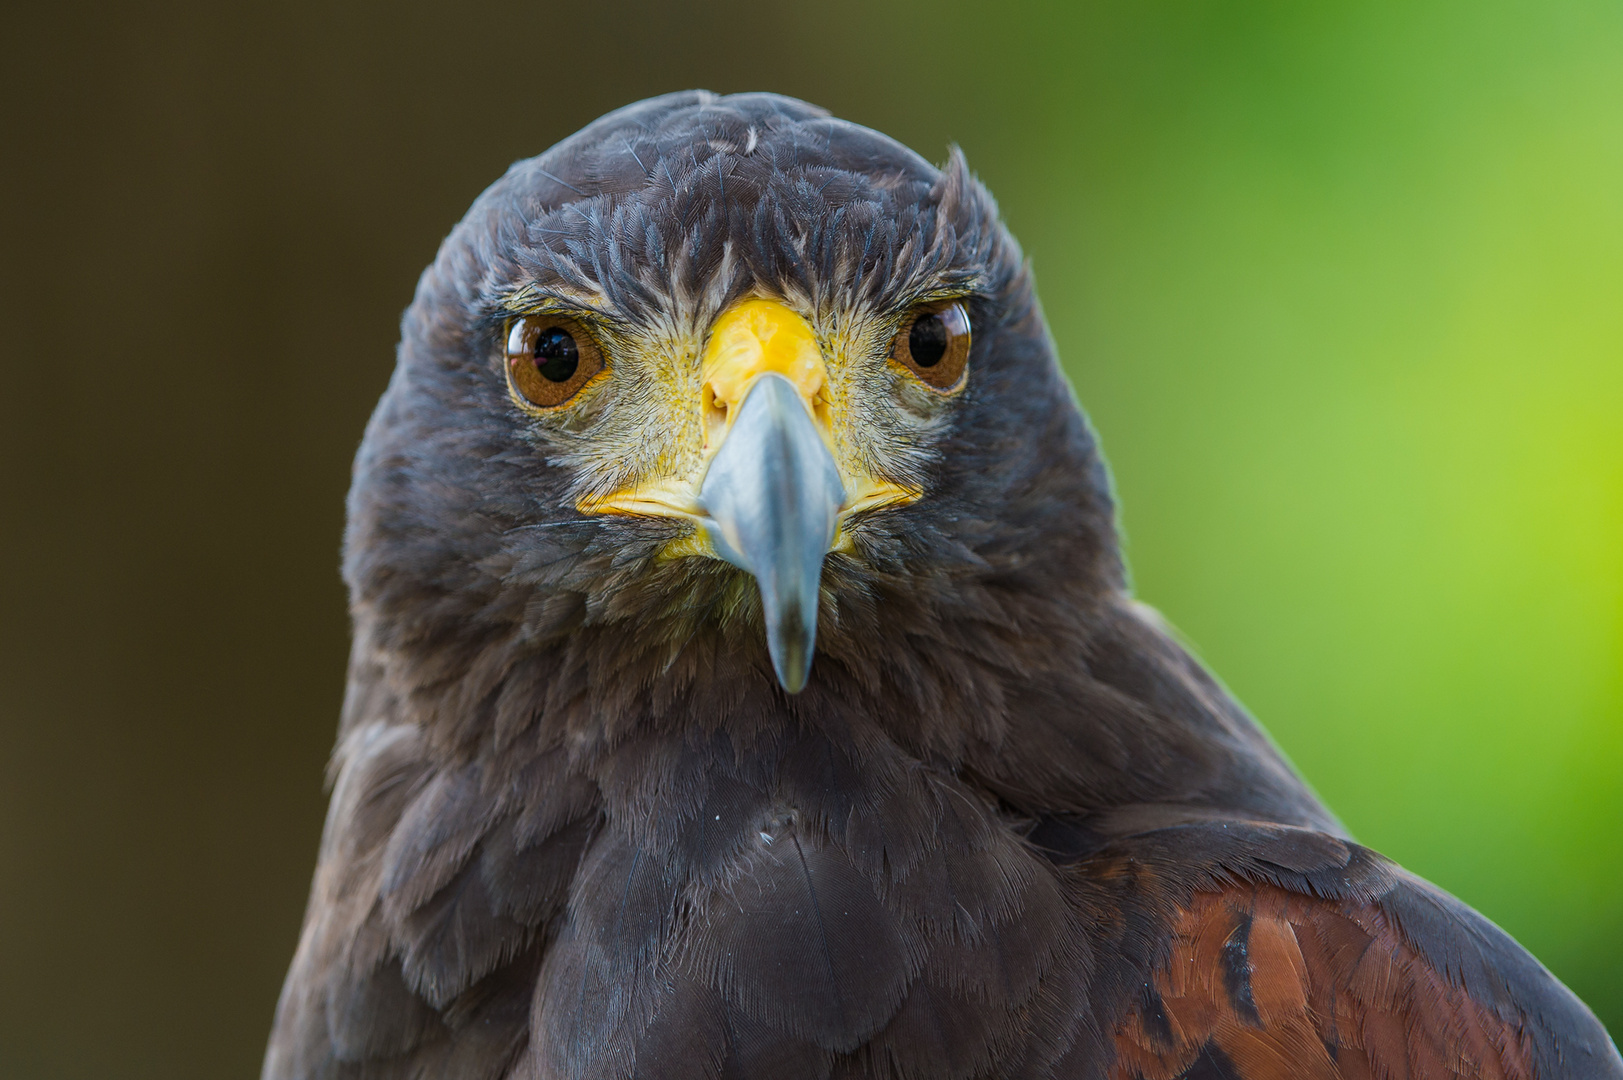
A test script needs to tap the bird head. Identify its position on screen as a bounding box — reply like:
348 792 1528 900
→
345 92 1121 739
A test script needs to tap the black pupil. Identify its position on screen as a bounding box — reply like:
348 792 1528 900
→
533 327 580 382
908 313 948 367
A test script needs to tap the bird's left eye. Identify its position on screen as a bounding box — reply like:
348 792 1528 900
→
504 315 605 409
892 302 971 391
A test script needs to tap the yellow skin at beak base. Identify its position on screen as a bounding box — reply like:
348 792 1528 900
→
579 298 919 558
701 299 830 450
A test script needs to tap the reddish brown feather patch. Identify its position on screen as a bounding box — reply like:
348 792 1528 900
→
1110 886 1536 1080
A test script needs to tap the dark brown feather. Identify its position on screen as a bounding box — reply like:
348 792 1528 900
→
1109 883 1532 1079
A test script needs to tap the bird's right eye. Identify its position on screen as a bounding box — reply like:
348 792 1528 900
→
504 315 606 409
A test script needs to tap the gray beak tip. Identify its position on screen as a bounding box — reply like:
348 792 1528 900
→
767 600 814 693
772 645 811 694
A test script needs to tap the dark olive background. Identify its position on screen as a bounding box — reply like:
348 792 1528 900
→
2 1 1619 1076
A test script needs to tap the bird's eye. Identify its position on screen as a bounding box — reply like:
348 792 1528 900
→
504 315 605 409
892 302 970 391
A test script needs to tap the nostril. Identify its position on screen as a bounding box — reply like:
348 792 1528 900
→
810 389 832 433
702 382 729 451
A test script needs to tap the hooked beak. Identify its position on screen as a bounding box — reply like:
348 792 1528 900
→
699 373 844 692
578 298 917 692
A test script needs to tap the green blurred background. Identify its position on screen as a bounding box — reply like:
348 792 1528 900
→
2 0 1618 1075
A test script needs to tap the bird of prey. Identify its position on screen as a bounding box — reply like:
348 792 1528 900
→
264 91 1620 1080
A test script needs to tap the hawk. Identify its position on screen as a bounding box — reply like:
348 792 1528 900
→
264 91 1620 1079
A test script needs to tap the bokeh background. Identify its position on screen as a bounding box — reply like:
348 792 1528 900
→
2 0 1619 1075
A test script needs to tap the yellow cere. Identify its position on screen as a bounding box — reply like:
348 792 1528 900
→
700 299 831 450
578 297 920 556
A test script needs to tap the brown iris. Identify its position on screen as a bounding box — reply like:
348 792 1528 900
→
504 315 605 409
892 301 971 391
